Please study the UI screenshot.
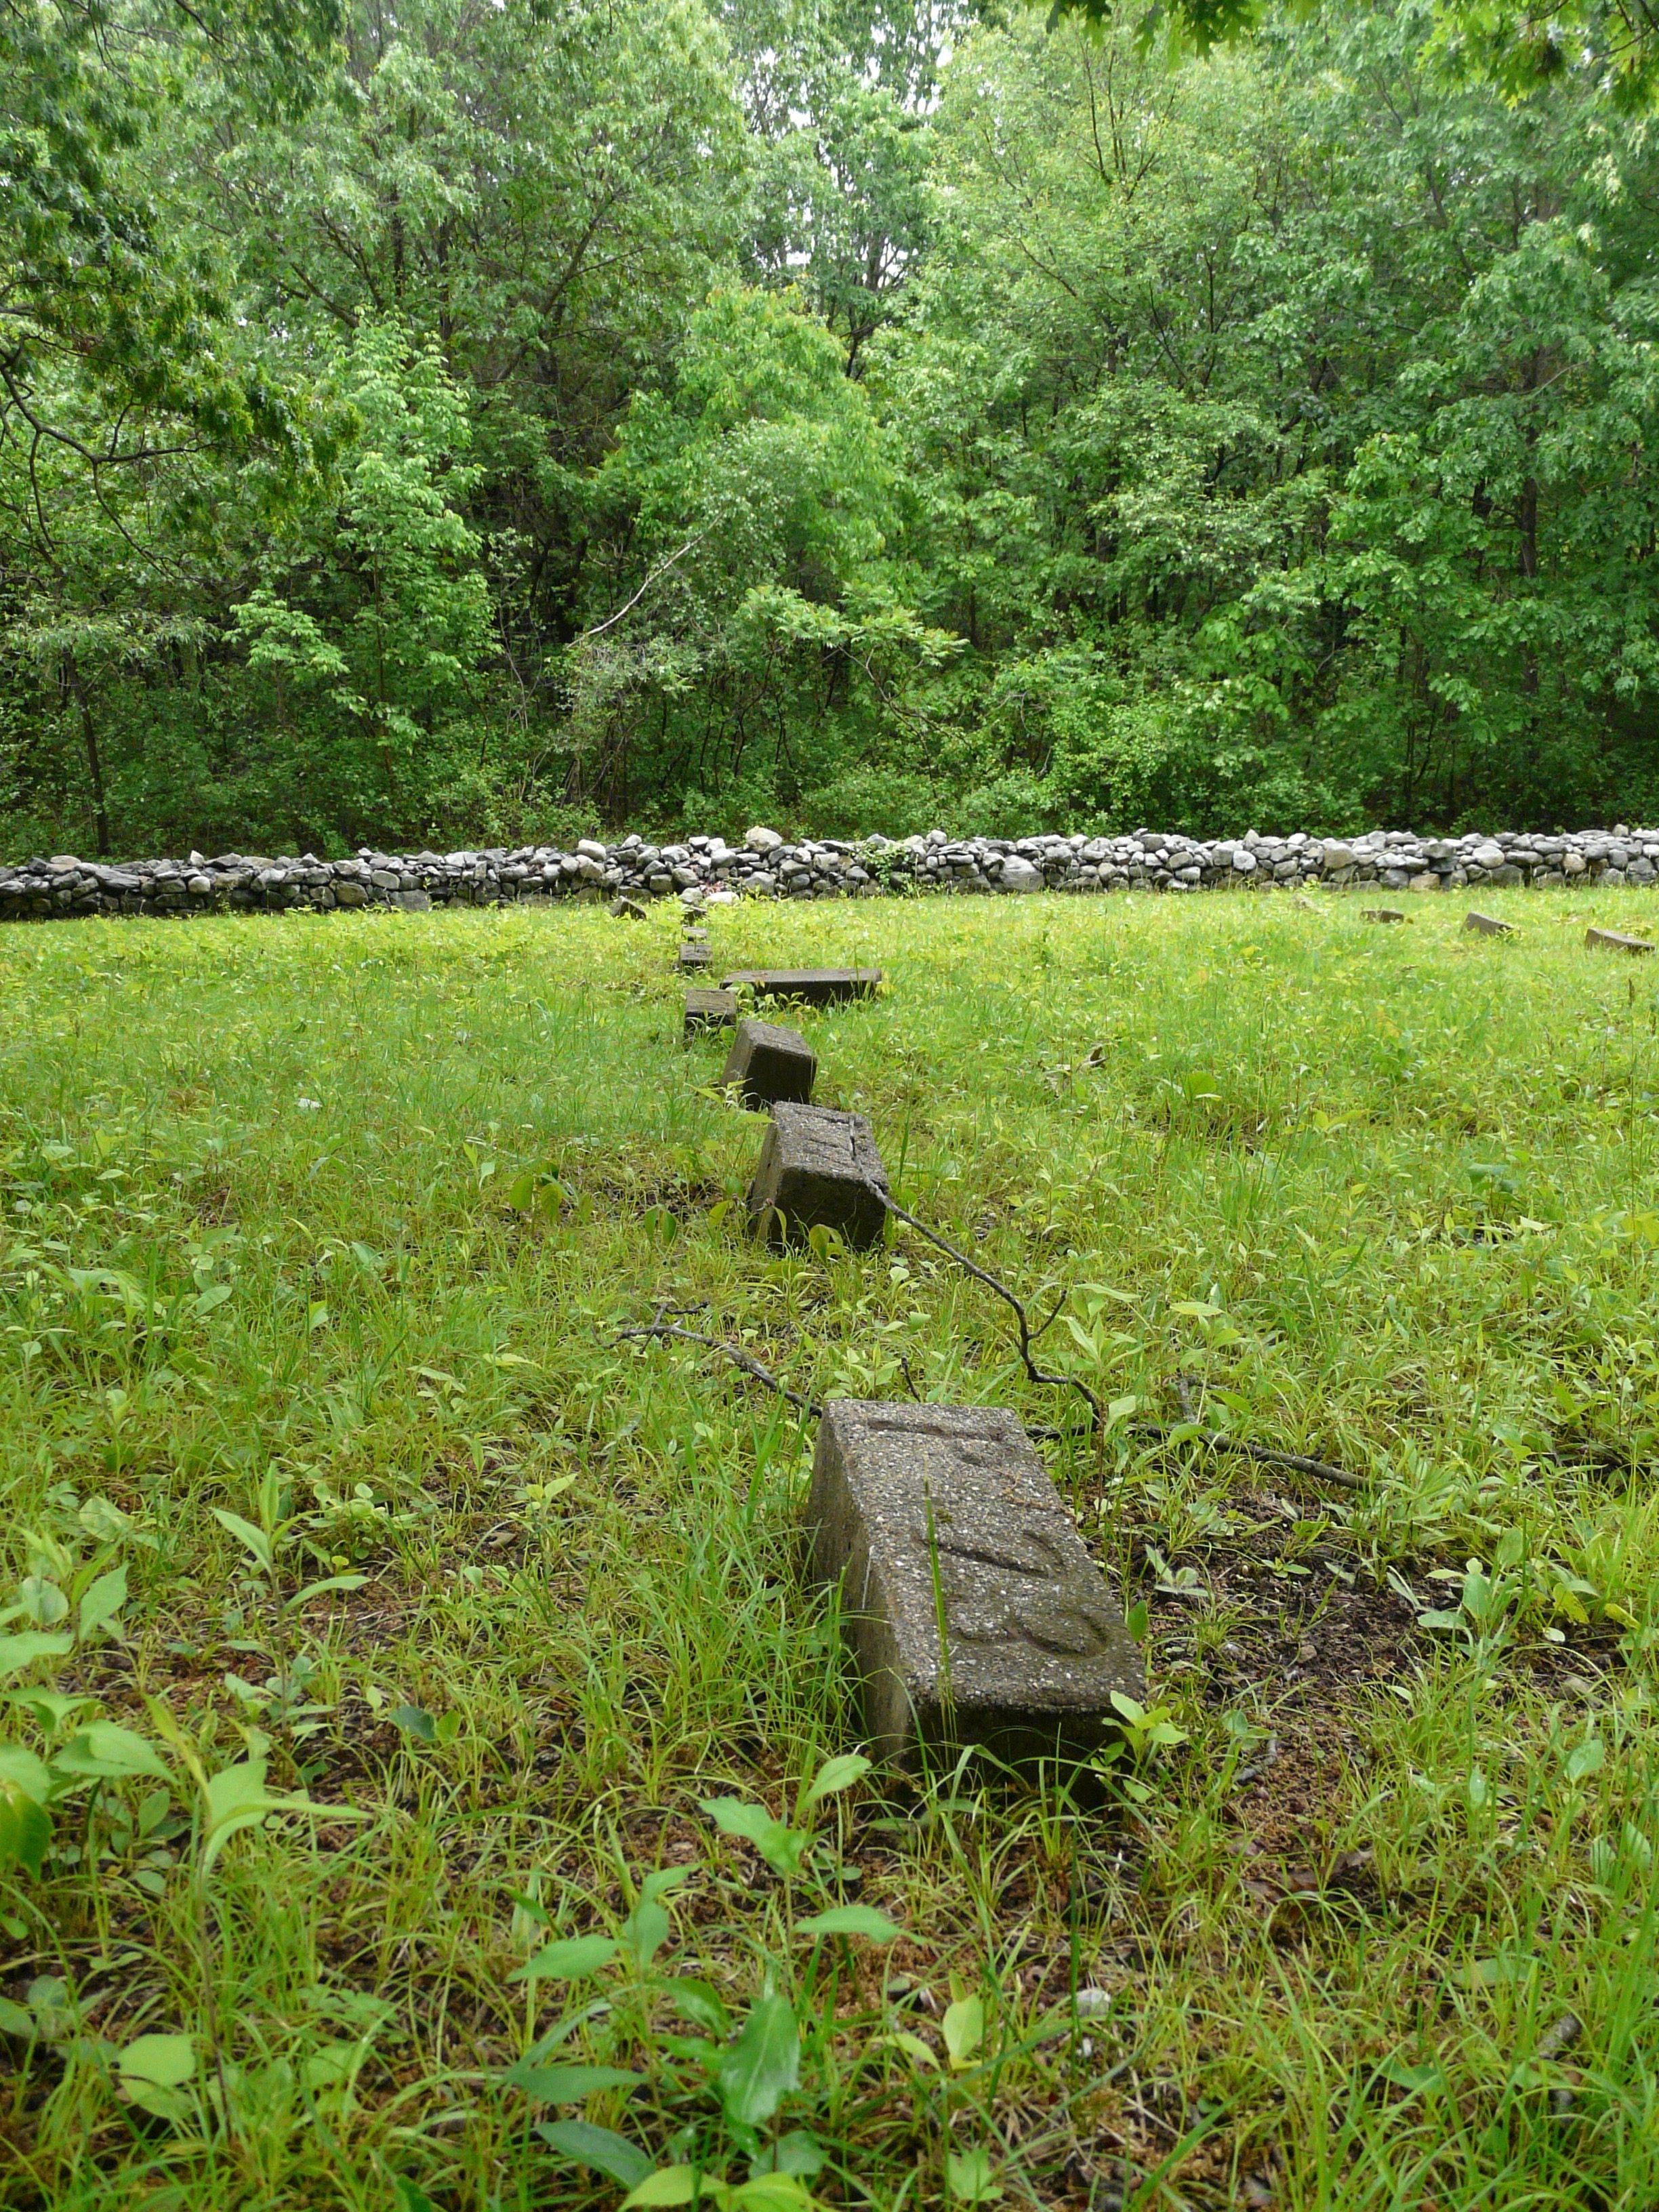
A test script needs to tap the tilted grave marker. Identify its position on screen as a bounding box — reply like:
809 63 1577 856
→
804 1399 1143 1769
684 987 738 1040
1463 910 1515 936
1361 907 1408 924
722 967 882 1007
722 1017 817 1108
746 1101 887 1247
1586 927 1654 955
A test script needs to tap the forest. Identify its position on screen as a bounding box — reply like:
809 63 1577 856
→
5 0 1659 856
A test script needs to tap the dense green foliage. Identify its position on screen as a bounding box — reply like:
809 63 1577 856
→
3 0 1659 854
2 889 1659 2207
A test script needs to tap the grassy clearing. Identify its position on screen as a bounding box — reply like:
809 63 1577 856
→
1 884 1658 2211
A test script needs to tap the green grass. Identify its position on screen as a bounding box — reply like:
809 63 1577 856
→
2 883 1659 2211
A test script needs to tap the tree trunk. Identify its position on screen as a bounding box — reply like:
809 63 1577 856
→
65 653 111 857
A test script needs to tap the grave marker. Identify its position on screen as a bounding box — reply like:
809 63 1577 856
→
1361 908 1408 924
804 1399 1143 1769
1586 927 1654 955
722 1017 817 1108
684 987 738 1040
747 1102 887 1247
678 944 713 973
722 968 882 1006
1463 910 1514 936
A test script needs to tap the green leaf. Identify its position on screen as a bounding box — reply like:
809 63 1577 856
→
197 1755 361 1879
622 2167 706 2207
1375 2056 1442 2095
729 2179 816 2211
768 2131 826 2179
700 1797 814 1877
506 2062 641 2102
390 1705 436 1743
655 1976 729 2034
212 1509 274 1578
0 1776 50 1878
52 1723 171 1783
942 1994 984 2070
285 1575 369 1611
77 1566 127 1644
512 1934 620 1984
0 1996 35 2038
796 1904 901 1943
119 2032 196 2089
0 1633 74 1679
537 2118 654 2188
1568 1739 1605 1782
946 2148 1002 2203
717 1993 800 2132
800 1752 870 1809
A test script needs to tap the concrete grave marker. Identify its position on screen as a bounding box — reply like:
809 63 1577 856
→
678 943 713 972
684 987 738 1040
722 968 882 1006
610 895 647 921
1586 927 1654 955
747 1101 887 1247
1361 907 1408 924
722 1017 817 1108
804 1399 1143 1769
1463 910 1514 936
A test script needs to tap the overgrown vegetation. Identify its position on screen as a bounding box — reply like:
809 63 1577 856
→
1 886 1658 2207
6 0 1659 856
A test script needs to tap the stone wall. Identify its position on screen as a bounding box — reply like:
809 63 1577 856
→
3 823 1655 922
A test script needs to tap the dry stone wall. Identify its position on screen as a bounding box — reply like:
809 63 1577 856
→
4 823 1657 922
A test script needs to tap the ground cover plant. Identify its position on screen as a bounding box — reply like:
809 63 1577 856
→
1 884 1657 2209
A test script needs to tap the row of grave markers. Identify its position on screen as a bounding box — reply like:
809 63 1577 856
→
664 895 1658 1769
1363 907 1656 953
668 919 1143 1777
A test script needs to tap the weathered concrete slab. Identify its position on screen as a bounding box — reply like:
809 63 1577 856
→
722 968 882 1006
684 987 738 1040
678 943 713 972
1586 927 1654 955
1464 910 1514 936
609 895 647 921
1361 907 1408 924
747 1102 887 1247
722 1017 816 1108
804 1399 1143 1769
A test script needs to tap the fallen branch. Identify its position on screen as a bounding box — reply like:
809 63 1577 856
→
611 1319 822 1417
1165 1377 1360 1492
877 1196 1361 1488
878 1193 1104 1432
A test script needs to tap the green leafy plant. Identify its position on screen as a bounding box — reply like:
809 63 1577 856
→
519 1756 895 2202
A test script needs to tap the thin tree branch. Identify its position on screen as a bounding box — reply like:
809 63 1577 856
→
611 1320 821 1416
878 1193 1105 1431
1153 1376 1361 1490
579 532 706 643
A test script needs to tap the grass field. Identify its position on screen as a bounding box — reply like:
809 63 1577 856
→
2 884 1658 2212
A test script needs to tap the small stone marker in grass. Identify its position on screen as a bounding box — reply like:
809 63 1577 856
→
678 943 713 972
804 1399 1144 1770
747 1101 887 1247
1361 907 1408 924
609 895 647 921
1464 910 1514 937
722 1017 817 1108
684 987 738 1039
1586 926 1655 955
722 967 882 1006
